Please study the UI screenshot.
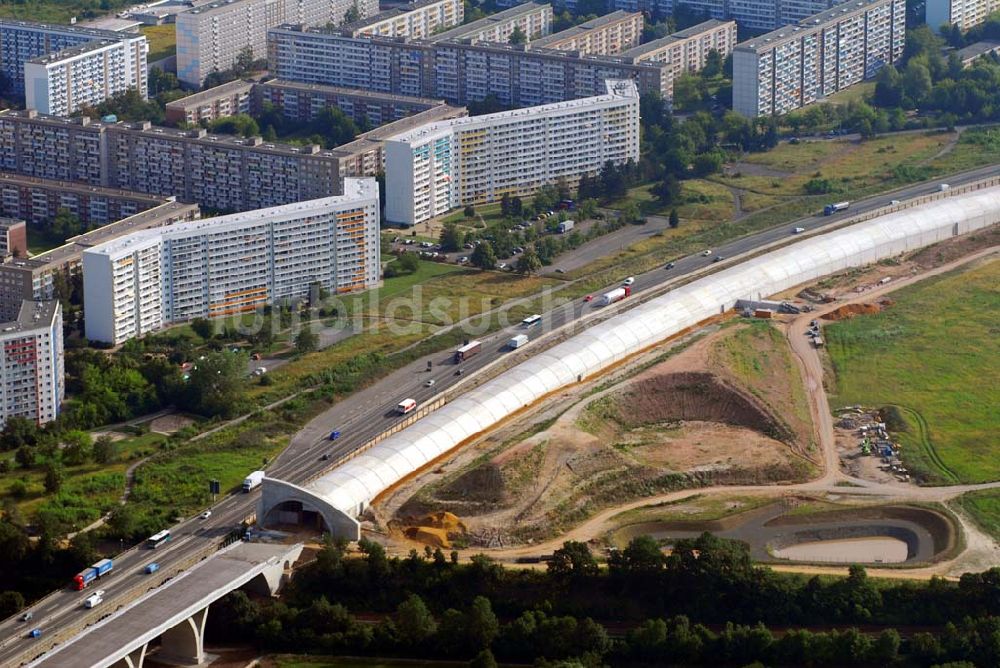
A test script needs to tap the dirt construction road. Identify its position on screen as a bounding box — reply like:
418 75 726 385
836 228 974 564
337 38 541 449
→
444 247 1000 578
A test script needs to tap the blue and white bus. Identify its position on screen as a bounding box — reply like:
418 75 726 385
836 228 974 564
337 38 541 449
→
146 530 171 549
521 314 542 328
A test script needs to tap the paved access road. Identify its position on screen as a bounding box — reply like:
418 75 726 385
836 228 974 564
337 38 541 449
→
2 165 997 667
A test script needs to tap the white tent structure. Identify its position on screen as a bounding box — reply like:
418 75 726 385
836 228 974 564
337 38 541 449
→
260 185 1000 539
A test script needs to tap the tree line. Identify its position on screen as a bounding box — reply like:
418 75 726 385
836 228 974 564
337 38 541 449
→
205 533 1000 666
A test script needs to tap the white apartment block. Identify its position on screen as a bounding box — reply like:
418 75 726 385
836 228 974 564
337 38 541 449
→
176 0 378 87
0 19 147 114
926 0 1000 31
733 0 905 117
530 10 643 56
621 19 737 99
24 38 147 116
428 2 553 44
0 300 63 428
83 179 380 345
581 0 849 31
344 0 464 39
385 79 640 226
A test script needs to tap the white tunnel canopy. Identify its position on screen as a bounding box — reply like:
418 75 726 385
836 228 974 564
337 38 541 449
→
302 187 1000 516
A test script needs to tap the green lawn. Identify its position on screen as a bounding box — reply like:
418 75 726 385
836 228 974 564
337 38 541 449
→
377 259 464 301
957 489 1000 544
141 25 177 63
824 260 1000 484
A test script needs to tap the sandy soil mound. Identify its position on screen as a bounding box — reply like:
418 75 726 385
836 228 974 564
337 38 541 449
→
616 372 794 443
400 511 467 548
822 300 893 320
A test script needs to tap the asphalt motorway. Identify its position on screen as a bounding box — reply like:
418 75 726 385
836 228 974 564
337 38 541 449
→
3 164 998 666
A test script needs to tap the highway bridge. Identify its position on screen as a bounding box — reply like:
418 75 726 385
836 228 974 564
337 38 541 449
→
3 165 999 667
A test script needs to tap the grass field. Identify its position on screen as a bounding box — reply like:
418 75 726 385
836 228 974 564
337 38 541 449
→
0 431 166 532
957 490 1000 543
824 260 1000 484
610 493 776 525
141 25 177 63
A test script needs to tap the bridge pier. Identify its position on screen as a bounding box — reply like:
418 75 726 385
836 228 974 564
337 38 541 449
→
157 606 209 665
110 644 147 668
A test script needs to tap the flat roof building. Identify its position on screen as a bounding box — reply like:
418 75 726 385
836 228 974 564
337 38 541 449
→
0 19 148 115
0 200 199 321
175 0 378 87
254 79 451 126
530 10 643 56
0 299 63 428
83 179 380 344
0 171 172 228
165 79 256 125
0 109 351 212
427 2 553 43
385 79 639 226
733 0 905 117
0 218 27 261
956 39 1000 65
342 0 464 39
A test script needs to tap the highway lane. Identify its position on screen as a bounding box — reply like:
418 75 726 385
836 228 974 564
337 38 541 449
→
3 164 997 667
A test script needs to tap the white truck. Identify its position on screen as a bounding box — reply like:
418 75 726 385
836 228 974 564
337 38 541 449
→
557 220 574 233
600 286 631 306
84 590 104 609
242 470 265 493
508 334 529 349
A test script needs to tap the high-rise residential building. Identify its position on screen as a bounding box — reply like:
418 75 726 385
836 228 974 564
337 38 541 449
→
342 0 464 39
428 2 553 44
165 79 256 125
83 179 380 344
267 23 673 106
175 0 378 87
556 0 851 31
620 19 737 94
254 79 451 126
530 10 643 56
0 201 199 321
23 37 148 117
0 19 148 112
0 110 350 212
385 79 639 226
0 172 172 228
732 0 905 117
926 0 1000 31
0 300 63 428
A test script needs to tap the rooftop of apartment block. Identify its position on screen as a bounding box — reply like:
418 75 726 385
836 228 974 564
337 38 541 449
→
341 0 456 34
0 299 59 335
956 39 1000 63
428 1 550 42
530 10 640 48
0 17 128 40
433 35 668 69
258 79 447 106
619 18 735 60
183 0 261 18
9 201 200 272
738 0 897 51
331 103 467 158
27 38 128 65
0 217 26 230
86 179 377 257
77 16 144 32
386 79 636 143
0 172 170 205
165 79 256 111
0 109 343 161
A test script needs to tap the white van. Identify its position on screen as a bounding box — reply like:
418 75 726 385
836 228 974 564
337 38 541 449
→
84 590 105 609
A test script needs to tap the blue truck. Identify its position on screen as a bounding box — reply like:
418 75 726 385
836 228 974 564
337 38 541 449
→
73 558 113 590
823 201 850 215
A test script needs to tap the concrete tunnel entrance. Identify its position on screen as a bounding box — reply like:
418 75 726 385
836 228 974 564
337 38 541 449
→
258 477 361 541
262 500 329 533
